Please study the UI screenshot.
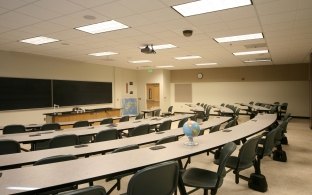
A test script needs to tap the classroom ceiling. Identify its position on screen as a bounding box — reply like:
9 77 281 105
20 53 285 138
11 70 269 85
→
0 0 311 70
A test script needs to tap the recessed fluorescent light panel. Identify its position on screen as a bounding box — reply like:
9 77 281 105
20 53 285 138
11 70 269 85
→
75 20 129 34
156 65 174 68
129 60 152 64
175 56 202 60
214 33 263 43
139 44 176 50
233 50 269 56
20 36 59 45
244 59 272 63
172 0 252 17
88 52 118 56
153 44 176 50
195 62 217 66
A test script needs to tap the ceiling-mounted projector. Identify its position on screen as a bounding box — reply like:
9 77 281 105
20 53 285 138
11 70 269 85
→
141 45 156 54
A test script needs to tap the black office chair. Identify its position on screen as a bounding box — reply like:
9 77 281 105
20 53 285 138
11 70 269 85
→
249 127 279 192
93 129 119 143
58 185 106 195
214 135 262 184
157 119 172 132
178 117 189 128
135 113 144 120
33 123 62 150
272 124 288 162
153 109 161 117
73 121 92 144
209 124 221 133
162 106 173 116
125 161 179 195
106 144 140 195
279 102 288 119
119 115 130 122
34 154 78 194
48 134 79 149
128 124 150 137
0 139 21 155
3 124 26 134
182 142 237 195
41 123 61 131
281 115 291 145
100 118 113 125
155 135 179 145
73 121 90 128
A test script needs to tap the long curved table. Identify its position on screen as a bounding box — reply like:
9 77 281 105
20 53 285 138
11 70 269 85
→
0 114 193 144
0 114 276 195
0 116 231 169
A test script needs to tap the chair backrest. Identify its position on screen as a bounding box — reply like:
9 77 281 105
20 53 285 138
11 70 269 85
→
128 124 150 137
282 113 291 121
209 124 221 133
158 120 172 131
269 105 278 114
234 108 240 116
48 134 79 149
135 114 144 120
216 142 237 186
112 144 139 153
257 127 279 158
205 106 212 116
34 154 77 166
119 115 130 122
154 109 161 117
237 135 262 168
73 121 90 128
94 129 119 142
224 119 236 129
280 103 288 110
178 117 189 128
3 124 26 134
274 125 285 146
156 135 178 145
41 123 61 131
126 161 179 195
0 139 21 155
100 118 113 125
58 185 106 195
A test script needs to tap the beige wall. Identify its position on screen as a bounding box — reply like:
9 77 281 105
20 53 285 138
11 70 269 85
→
171 64 308 82
114 67 138 115
137 69 170 112
170 64 309 117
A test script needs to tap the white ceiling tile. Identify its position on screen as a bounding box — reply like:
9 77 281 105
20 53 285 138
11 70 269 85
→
50 10 109 28
33 0 84 15
298 0 312 9
260 11 297 25
119 0 166 13
255 0 299 15
15 4 63 20
91 2 135 19
226 17 260 30
0 0 34 10
68 0 113 8
0 6 8 14
0 11 40 29
20 22 68 35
